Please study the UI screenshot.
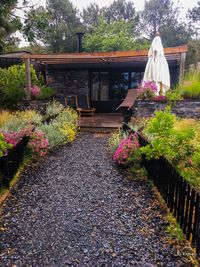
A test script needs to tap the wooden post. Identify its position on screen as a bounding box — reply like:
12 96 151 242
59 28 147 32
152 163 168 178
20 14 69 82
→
179 52 186 83
25 58 31 100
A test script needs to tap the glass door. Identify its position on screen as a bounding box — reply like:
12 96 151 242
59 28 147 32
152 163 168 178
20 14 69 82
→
91 72 109 101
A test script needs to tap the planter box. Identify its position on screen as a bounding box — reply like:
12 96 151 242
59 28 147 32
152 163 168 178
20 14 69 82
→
133 99 200 118
0 136 29 189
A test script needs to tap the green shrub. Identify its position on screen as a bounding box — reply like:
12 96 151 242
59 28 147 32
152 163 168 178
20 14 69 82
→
139 107 200 187
166 89 182 102
108 130 125 153
0 64 39 107
37 123 66 148
38 86 55 100
38 108 78 148
46 100 64 117
0 134 12 157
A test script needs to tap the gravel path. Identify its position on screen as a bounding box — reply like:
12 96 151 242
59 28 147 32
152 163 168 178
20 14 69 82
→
0 133 189 266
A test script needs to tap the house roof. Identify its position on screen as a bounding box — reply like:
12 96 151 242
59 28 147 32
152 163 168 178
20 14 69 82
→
20 45 188 65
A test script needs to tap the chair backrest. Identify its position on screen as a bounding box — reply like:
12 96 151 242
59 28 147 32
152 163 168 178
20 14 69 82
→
76 95 90 109
65 95 77 109
116 89 141 110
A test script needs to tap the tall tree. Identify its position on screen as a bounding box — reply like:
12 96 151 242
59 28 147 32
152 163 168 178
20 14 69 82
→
188 1 200 38
102 0 137 22
0 0 21 52
81 3 101 32
23 0 82 53
138 0 190 46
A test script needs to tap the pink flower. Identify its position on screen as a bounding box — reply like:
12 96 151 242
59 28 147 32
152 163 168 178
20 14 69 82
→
31 86 40 96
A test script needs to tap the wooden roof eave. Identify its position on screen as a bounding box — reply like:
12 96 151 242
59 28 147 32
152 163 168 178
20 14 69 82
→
22 45 188 62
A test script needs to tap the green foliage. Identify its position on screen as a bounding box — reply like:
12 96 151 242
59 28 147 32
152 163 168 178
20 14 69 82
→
165 89 182 102
166 214 183 242
180 71 200 99
143 106 175 138
0 0 21 52
1 110 42 132
108 130 123 153
138 0 190 46
0 134 12 157
38 108 78 148
23 0 82 53
140 107 195 162
84 17 147 52
38 86 55 100
0 64 39 107
139 108 200 187
81 3 101 31
38 123 66 148
46 100 64 117
187 1 200 37
102 0 138 22
185 40 200 69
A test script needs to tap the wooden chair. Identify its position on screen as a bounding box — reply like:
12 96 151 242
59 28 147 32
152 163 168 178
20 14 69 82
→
116 89 141 123
65 95 77 109
76 95 96 116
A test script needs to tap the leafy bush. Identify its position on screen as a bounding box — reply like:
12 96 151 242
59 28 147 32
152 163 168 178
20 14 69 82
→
38 123 66 148
165 89 182 102
0 64 39 107
108 130 123 153
139 107 200 188
38 108 78 148
38 86 55 100
46 100 64 117
0 133 12 157
0 110 42 132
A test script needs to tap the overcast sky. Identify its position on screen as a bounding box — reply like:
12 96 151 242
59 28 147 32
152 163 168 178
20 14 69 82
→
17 0 199 46
21 0 199 12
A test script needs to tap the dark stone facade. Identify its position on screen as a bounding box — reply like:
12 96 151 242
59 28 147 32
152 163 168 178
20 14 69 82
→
133 100 200 118
46 69 89 101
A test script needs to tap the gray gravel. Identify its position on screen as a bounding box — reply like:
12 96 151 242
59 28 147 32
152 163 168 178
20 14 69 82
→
0 133 189 266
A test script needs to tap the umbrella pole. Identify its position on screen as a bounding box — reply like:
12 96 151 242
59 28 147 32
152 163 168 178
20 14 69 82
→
159 82 163 96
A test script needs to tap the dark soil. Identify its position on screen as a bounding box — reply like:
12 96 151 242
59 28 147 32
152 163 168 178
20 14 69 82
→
0 133 191 266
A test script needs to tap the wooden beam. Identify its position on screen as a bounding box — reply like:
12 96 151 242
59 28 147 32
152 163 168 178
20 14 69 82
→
24 58 31 99
22 45 188 60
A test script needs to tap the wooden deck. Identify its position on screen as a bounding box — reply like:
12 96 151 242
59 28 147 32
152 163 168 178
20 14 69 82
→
78 113 122 129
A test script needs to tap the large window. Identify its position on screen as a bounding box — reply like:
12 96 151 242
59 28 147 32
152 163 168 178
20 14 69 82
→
111 72 129 101
91 72 109 101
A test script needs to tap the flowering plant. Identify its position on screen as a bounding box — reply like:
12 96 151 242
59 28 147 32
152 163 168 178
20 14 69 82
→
138 81 158 99
113 133 140 166
2 126 33 146
28 131 49 157
30 85 41 99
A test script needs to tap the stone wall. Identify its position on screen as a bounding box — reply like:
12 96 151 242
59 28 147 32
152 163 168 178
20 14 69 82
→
46 69 89 101
133 100 200 118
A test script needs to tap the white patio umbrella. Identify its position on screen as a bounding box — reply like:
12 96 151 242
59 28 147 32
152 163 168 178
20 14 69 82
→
143 32 170 95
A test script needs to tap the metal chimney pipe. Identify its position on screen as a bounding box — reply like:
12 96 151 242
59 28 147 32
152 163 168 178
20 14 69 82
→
76 32 84 53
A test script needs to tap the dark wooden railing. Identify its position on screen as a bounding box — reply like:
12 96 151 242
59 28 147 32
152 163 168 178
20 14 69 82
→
122 123 200 256
0 136 29 190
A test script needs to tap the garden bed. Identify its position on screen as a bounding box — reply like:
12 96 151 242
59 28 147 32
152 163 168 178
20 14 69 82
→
122 122 200 257
133 99 200 118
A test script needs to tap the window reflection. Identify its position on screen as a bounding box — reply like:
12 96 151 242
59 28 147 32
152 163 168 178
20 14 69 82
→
111 72 129 100
131 72 140 88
